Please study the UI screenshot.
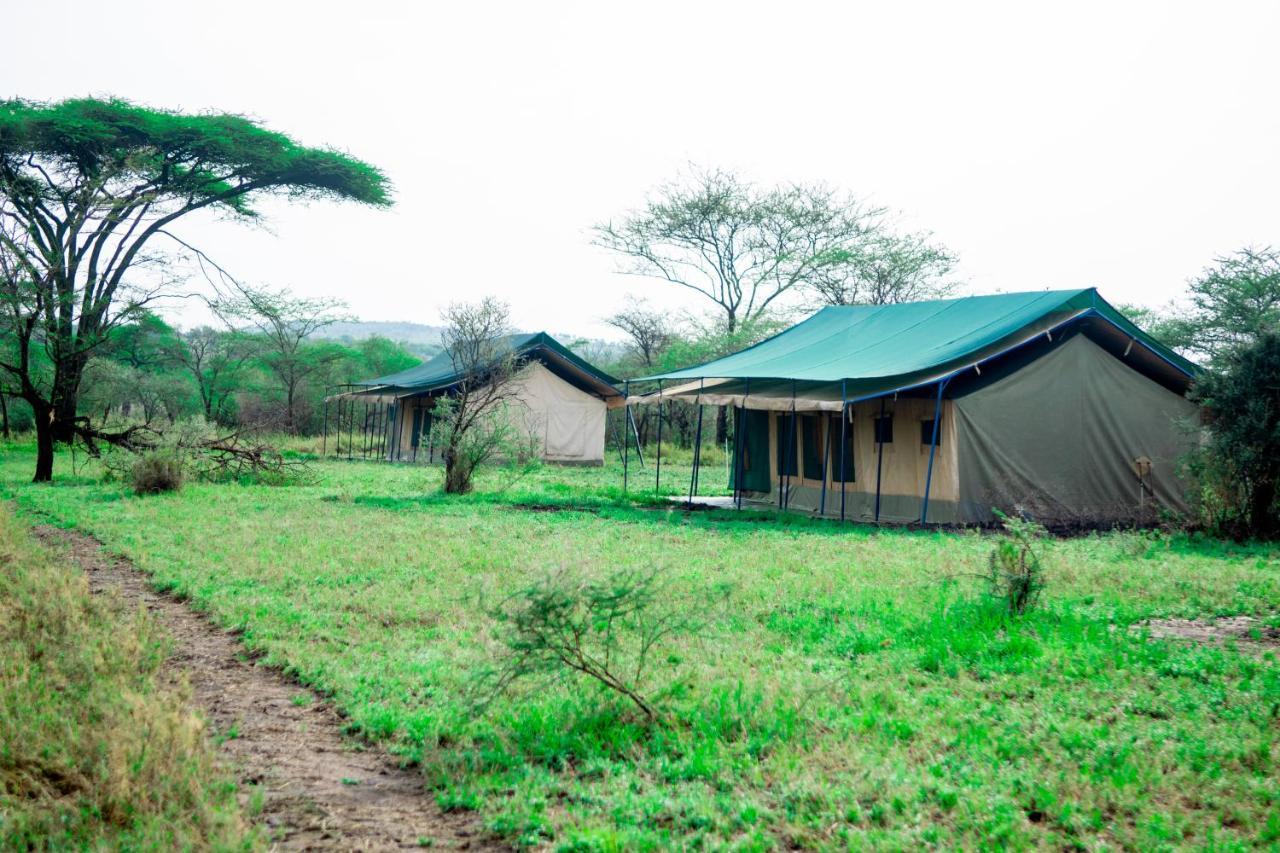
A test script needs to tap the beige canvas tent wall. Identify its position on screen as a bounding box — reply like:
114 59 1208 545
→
338 332 622 466
385 360 611 464
630 289 1200 527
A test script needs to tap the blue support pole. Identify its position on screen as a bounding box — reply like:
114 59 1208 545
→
654 380 663 494
874 396 886 522
734 379 751 511
839 380 848 523
920 378 949 525
781 384 797 510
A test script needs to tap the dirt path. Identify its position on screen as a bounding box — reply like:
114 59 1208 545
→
1141 615 1280 652
32 525 492 851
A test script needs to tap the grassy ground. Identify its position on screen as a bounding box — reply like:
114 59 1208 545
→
3 439 1279 850
0 500 255 850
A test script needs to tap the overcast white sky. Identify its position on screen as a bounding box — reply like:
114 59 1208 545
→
6 0 1280 338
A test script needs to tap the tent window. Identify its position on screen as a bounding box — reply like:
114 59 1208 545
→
874 415 894 445
776 413 798 477
920 417 942 447
829 414 855 482
801 414 823 480
410 407 423 448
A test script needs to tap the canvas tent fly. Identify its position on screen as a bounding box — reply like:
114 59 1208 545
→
327 332 623 465
627 288 1200 527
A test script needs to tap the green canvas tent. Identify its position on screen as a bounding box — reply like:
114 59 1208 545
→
333 332 623 465
632 289 1200 526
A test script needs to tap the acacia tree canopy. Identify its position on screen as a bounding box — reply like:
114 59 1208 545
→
0 97 391 480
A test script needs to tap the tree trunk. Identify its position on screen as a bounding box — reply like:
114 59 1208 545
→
443 448 472 494
714 406 728 445
33 410 54 483
50 355 86 443
1249 477 1278 539
0 394 9 439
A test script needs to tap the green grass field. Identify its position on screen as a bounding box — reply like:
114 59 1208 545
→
3 439 1279 850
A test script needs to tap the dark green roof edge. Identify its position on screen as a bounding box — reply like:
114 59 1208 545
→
637 288 1199 387
355 331 621 397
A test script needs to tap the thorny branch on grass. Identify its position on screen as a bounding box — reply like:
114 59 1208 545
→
95 419 312 485
480 567 713 723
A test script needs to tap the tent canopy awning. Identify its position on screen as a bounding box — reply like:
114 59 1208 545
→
334 331 624 405
629 289 1197 408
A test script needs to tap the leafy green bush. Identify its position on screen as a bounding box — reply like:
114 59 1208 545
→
130 452 184 495
986 510 1047 615
1187 332 1280 539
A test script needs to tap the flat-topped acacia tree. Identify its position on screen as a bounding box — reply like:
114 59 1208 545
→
0 98 390 481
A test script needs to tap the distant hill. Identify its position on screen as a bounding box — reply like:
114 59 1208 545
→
316 321 628 367
315 321 447 356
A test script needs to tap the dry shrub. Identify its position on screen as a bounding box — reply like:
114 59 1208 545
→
131 452 185 495
0 507 252 848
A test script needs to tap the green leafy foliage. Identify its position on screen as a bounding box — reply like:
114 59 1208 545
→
1189 333 1280 538
986 510 1048 615
0 97 391 211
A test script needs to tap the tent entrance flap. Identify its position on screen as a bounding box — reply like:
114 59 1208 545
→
731 408 771 493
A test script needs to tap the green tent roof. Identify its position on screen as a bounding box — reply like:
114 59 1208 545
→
354 332 621 398
642 289 1196 400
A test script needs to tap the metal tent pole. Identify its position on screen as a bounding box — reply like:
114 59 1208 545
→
387 402 395 462
783 384 796 510
332 397 339 457
628 405 645 468
654 381 663 494
920 378 948 525
346 395 354 460
321 397 329 457
412 404 420 464
734 379 751 511
623 380 630 493
363 399 373 458
687 389 704 508
374 401 383 461
874 396 886 522
839 380 848 523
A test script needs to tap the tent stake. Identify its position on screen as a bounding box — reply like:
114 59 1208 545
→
874 396 886 522
920 378 949 525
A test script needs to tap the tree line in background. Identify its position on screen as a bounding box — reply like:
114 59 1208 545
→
0 301 420 440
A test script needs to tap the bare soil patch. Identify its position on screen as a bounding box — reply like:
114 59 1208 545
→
32 524 493 851
1140 614 1280 651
